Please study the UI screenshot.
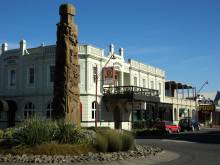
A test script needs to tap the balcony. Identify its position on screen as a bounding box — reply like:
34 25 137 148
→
103 86 160 102
165 96 196 106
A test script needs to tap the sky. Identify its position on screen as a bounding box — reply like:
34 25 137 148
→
0 0 219 93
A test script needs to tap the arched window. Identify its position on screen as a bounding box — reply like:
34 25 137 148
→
92 101 97 120
46 102 52 119
24 102 35 119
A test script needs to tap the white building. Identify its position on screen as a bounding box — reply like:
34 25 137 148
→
0 40 196 129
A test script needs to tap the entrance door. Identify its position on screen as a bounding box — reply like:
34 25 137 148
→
113 106 122 129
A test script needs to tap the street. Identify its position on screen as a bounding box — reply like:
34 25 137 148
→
136 128 220 165
2 128 220 165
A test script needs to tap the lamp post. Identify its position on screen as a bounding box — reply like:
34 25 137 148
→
95 53 116 128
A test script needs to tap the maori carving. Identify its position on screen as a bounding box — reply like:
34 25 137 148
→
52 4 80 126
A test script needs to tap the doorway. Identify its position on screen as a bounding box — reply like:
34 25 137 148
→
113 106 122 129
6 100 17 127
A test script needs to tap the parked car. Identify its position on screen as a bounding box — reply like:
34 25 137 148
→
155 121 180 134
179 117 201 132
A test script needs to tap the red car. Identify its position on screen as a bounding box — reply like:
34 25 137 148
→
156 121 180 134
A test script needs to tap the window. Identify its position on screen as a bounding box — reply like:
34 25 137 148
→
158 83 162 94
28 67 35 85
93 67 97 83
49 66 55 83
92 101 97 120
24 102 35 119
8 69 16 87
143 79 146 88
46 102 52 119
134 77 137 86
151 81 154 89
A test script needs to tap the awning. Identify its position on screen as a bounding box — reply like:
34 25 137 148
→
0 99 9 111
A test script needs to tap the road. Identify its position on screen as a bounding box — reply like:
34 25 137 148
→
136 128 220 165
2 128 220 165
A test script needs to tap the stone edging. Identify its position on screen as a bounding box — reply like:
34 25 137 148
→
0 145 163 164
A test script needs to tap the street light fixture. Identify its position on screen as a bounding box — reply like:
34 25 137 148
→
95 53 116 128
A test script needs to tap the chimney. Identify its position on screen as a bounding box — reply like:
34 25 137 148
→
119 48 124 57
20 40 27 55
109 43 114 54
1 43 8 55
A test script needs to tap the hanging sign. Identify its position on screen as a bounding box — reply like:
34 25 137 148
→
103 67 115 85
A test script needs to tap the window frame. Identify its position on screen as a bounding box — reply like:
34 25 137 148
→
47 64 55 86
91 101 97 120
8 68 16 89
134 76 137 86
27 66 35 87
24 102 35 119
93 66 97 83
46 102 53 119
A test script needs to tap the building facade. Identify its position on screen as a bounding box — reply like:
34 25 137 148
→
0 40 197 129
164 81 196 124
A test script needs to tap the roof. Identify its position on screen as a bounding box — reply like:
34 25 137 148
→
214 91 220 104
165 81 193 89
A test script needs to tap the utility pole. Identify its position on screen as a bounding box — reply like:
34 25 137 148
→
94 53 116 128
95 64 98 128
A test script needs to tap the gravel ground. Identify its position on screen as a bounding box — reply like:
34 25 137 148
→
0 145 163 164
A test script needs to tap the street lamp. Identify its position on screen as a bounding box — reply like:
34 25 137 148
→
95 53 116 128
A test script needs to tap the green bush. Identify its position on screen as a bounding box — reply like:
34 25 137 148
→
13 117 57 146
77 129 96 145
121 132 134 151
95 129 134 152
55 122 96 145
55 121 76 144
95 133 108 152
134 128 165 136
105 130 122 152
0 130 3 139
3 128 16 139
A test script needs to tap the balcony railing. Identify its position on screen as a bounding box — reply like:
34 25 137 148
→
103 86 159 98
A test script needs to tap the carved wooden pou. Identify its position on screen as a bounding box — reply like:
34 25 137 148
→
52 4 80 126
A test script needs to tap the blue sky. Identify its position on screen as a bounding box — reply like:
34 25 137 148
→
0 0 219 92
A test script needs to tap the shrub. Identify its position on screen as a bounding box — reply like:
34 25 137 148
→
3 128 16 139
95 129 134 152
0 130 3 139
55 121 76 144
121 132 134 151
95 133 108 152
77 129 96 145
13 117 57 146
134 128 165 136
55 122 96 145
105 130 122 152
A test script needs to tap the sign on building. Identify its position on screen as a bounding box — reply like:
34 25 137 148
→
199 104 215 111
103 67 115 85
